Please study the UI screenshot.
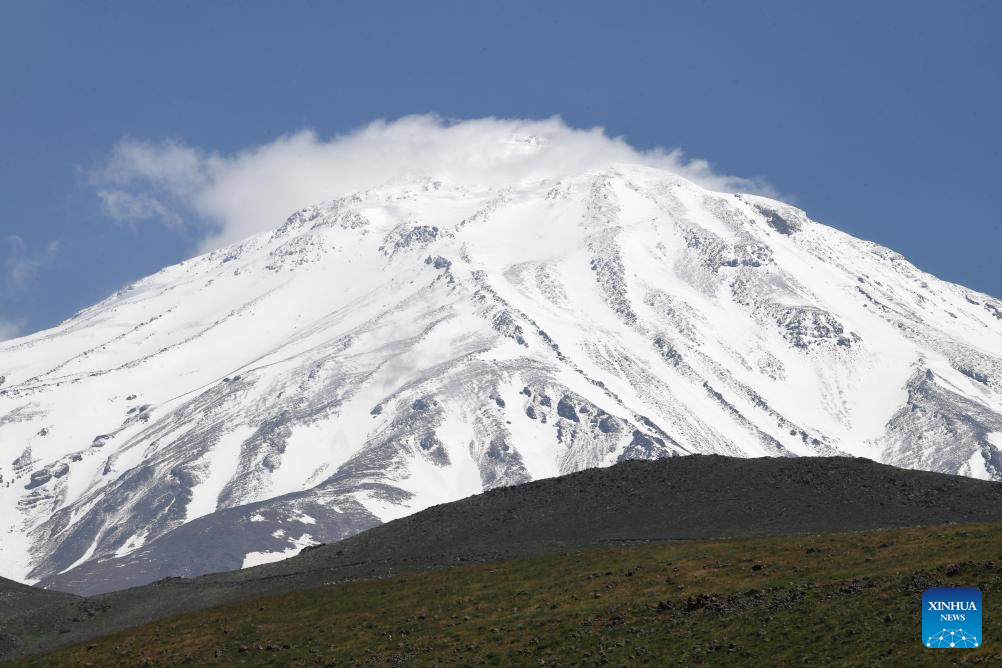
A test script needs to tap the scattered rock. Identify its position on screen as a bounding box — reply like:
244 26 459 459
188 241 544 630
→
424 255 451 270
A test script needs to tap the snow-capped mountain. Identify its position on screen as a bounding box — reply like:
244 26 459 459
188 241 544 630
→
2 163 1002 593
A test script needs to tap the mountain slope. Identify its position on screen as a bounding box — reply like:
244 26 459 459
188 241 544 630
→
0 575 78 659
4 455 1002 660
2 162 1002 589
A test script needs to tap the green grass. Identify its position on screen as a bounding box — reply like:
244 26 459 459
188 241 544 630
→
25 523 1002 666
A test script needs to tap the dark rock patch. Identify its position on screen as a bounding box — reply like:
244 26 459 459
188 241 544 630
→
557 397 579 422
25 469 51 489
754 205 800 235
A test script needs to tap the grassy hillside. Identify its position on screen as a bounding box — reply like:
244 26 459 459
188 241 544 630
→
9 456 1002 662
23 522 1002 666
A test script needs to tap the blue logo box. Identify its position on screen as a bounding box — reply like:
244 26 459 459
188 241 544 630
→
923 588 982 648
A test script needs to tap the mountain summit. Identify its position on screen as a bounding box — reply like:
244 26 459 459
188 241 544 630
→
2 163 1001 591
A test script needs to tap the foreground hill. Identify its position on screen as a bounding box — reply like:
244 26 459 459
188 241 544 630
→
4 454 1002 659
3 162 1002 588
0 577 78 658
22 523 1002 666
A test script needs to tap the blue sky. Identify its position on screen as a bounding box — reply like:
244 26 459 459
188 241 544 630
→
1 1 1000 338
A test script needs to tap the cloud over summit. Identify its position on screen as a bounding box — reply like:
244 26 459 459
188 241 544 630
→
94 115 774 251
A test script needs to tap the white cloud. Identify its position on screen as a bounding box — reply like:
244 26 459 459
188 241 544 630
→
5 236 60 288
97 190 184 229
92 115 775 251
0 238 59 341
0 317 25 341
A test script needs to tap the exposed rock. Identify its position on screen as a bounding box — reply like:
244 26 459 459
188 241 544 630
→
25 469 51 489
557 396 579 422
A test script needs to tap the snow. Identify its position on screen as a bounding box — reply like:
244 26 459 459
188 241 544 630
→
967 448 992 480
241 532 317 569
501 379 561 480
266 421 340 500
185 425 254 522
59 535 101 574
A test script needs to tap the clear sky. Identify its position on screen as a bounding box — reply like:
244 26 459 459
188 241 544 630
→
1 1 999 338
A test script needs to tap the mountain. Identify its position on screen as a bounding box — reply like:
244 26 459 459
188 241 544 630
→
2 162 1001 592
4 455 1002 660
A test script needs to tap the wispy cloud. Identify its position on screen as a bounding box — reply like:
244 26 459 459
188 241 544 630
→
91 115 776 251
97 190 185 229
0 316 25 341
5 236 60 289
0 237 60 341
